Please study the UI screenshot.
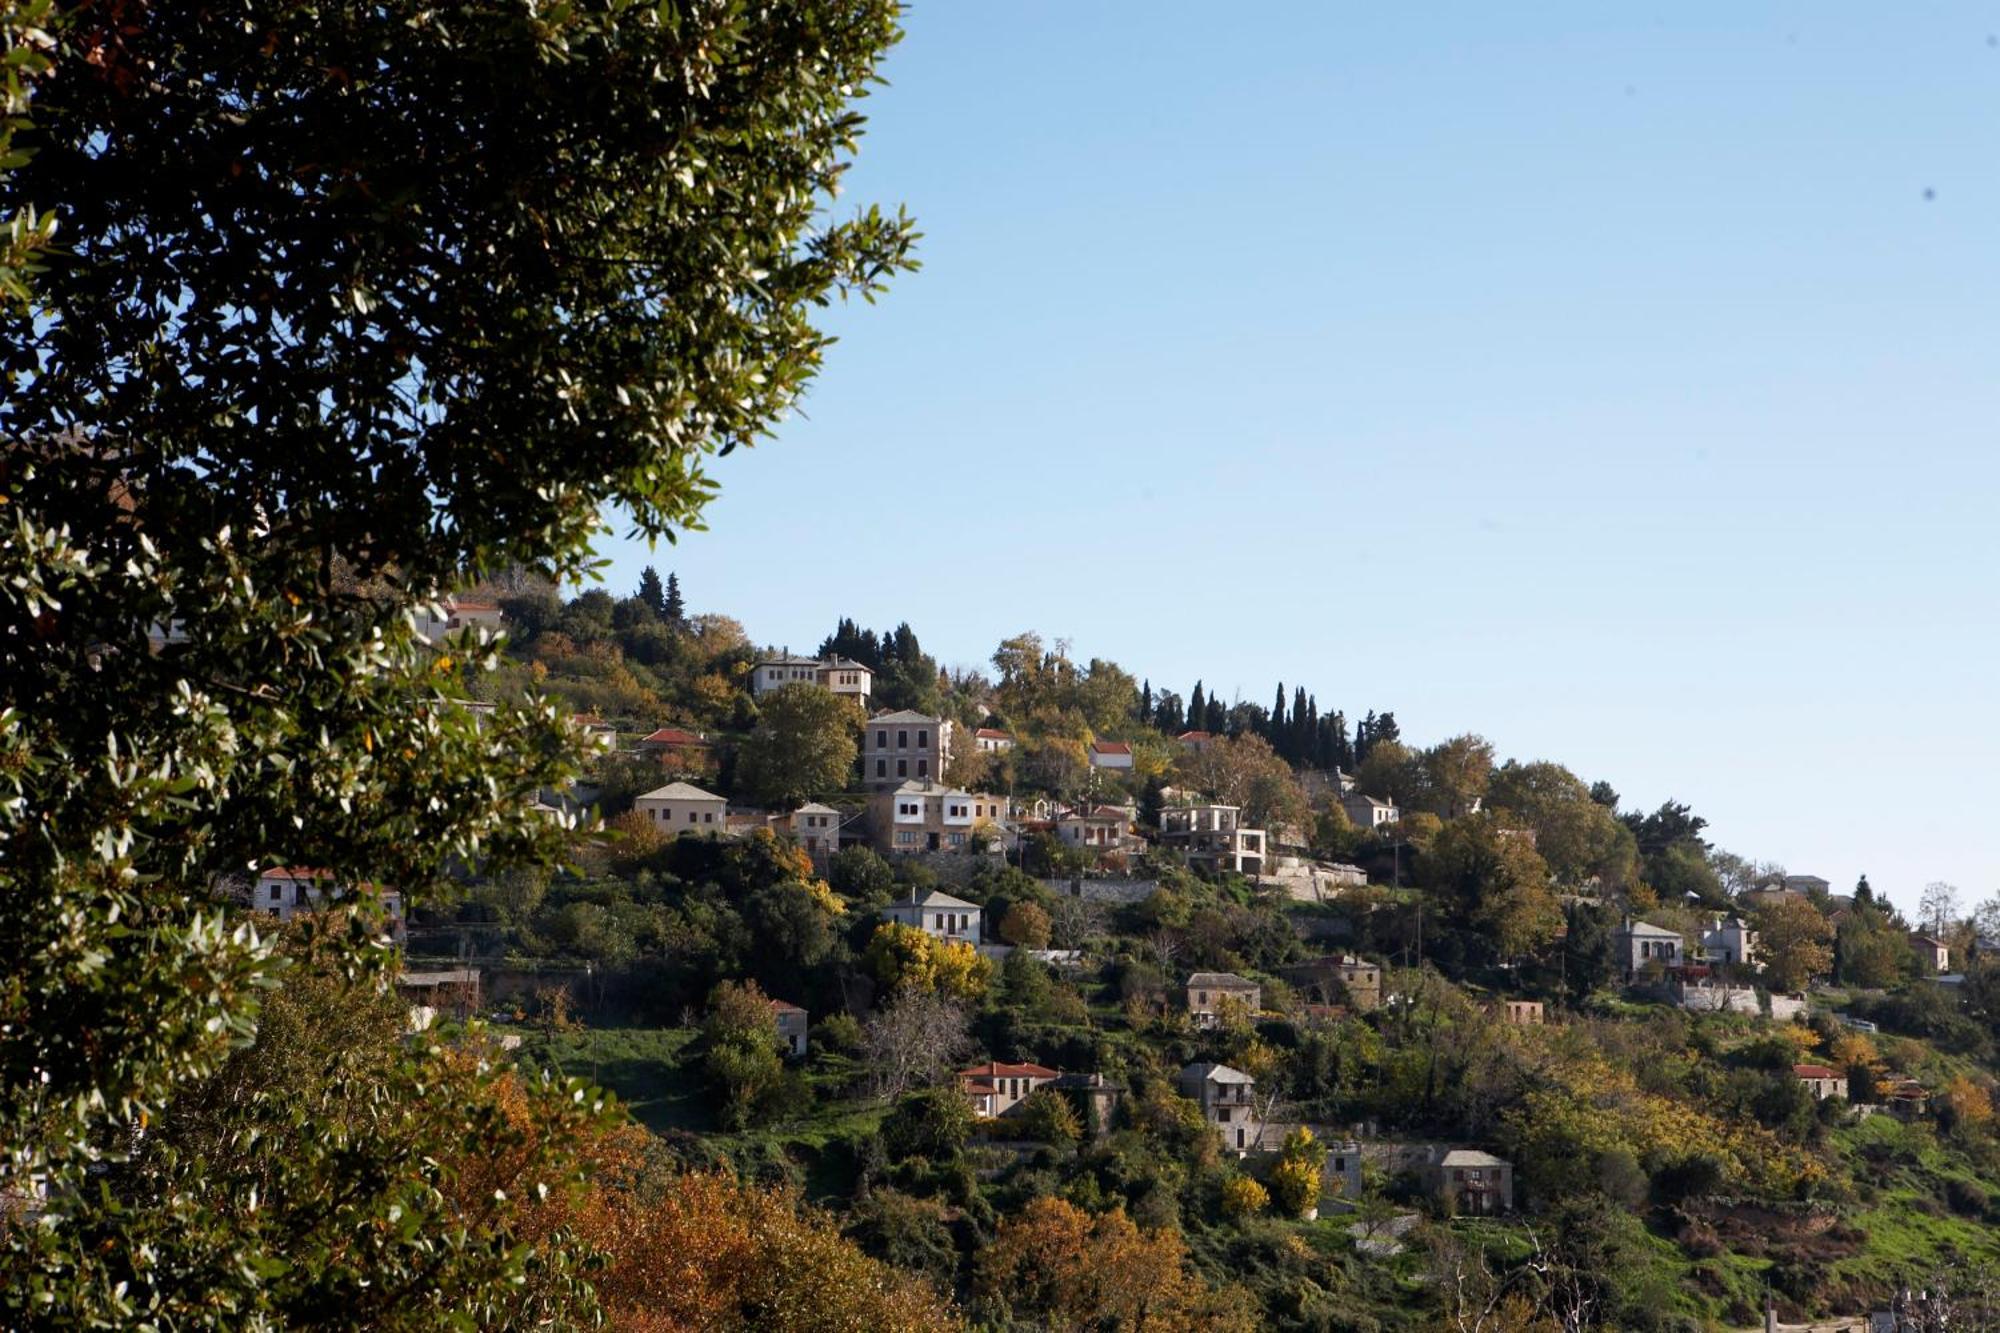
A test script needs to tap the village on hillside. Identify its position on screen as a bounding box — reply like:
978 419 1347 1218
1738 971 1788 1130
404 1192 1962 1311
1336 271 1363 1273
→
221 581 2000 1332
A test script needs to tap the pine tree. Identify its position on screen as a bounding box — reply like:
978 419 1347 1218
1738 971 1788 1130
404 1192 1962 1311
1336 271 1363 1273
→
663 572 686 622
1374 711 1400 746
1188 682 1206 733
1855 875 1874 908
637 565 666 613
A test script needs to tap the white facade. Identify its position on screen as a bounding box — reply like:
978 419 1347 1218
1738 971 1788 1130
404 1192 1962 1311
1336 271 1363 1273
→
1340 792 1400 830
1089 741 1134 770
252 869 405 942
1615 919 1685 976
633 781 728 832
790 802 841 857
751 654 873 702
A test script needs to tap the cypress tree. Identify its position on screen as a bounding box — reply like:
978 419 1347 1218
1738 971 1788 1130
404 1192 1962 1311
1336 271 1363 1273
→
1271 683 1287 753
663 571 686 622
1188 681 1207 733
1140 679 1154 724
1292 687 1312 764
637 565 666 613
1205 694 1226 734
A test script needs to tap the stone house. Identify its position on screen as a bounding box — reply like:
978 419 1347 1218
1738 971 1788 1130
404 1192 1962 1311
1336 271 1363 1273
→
790 802 842 858
1494 999 1544 1026
633 781 728 834
880 888 983 944
1699 915 1758 968
769 999 809 1058
1908 934 1950 974
1179 1062 1260 1152
1793 1063 1847 1101
1056 806 1129 852
1050 1072 1124 1137
974 727 1014 752
1425 1149 1514 1215
1278 955 1381 1011
750 653 872 702
637 726 711 766
1614 918 1685 977
1339 791 1400 831
862 710 954 789
867 780 1008 855
1185 971 1261 1028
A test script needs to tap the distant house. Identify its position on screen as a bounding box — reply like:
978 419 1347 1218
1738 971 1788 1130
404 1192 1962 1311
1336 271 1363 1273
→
251 868 406 942
1738 883 1804 912
974 727 1015 753
1056 806 1128 852
1088 740 1134 770
1908 933 1950 974
1423 1149 1514 1216
633 781 728 833
417 595 507 643
770 999 809 1057
1050 1072 1124 1137
1185 971 1261 1028
1158 804 1266 877
881 888 983 944
866 780 1008 855
1175 730 1216 752
790 802 842 858
1179 1062 1260 1152
1494 999 1544 1026
1278 955 1381 1011
959 1060 1059 1119
1794 1063 1847 1101
1882 1076 1930 1120
1699 915 1758 968
749 653 874 704
1784 874 1831 897
1613 918 1685 977
1339 792 1399 831
637 726 710 761
862 710 954 789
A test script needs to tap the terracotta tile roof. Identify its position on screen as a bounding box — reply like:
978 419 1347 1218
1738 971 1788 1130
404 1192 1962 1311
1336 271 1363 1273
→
958 1060 1058 1082
640 727 708 746
1091 741 1132 755
975 727 1013 740
767 998 806 1014
1176 730 1213 742
1793 1064 1840 1080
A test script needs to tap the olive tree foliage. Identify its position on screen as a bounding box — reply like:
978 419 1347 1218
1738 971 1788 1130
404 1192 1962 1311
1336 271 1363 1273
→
0 0 914 1310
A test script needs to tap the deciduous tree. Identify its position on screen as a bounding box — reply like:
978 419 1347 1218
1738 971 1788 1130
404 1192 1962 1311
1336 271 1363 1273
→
736 682 860 808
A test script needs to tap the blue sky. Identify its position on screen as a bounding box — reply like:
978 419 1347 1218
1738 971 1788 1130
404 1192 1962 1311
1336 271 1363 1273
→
599 4 2000 918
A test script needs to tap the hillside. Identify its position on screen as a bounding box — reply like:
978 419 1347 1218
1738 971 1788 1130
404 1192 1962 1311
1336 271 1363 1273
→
397 577 2000 1331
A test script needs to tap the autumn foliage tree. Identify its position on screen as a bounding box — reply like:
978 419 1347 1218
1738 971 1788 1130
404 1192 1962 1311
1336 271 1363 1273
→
976 1197 1256 1331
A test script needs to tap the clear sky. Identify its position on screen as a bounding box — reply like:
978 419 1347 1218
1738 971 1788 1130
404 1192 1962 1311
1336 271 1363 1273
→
598 4 2000 919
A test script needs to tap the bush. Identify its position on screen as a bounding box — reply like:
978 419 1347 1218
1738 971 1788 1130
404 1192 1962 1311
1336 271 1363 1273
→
1016 1089 1083 1147
882 1087 974 1162
816 1011 863 1055
1219 1174 1269 1218
1943 1176 1990 1217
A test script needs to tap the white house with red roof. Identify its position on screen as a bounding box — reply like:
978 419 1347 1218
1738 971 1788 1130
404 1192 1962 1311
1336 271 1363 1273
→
1794 1063 1848 1101
1176 730 1215 752
637 726 710 759
417 595 507 644
974 727 1015 753
958 1060 1060 1118
251 868 405 942
1088 740 1134 770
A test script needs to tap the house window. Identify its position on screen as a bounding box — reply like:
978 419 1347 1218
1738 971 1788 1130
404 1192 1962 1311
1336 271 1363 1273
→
897 730 908 747
269 885 281 902
876 730 887 747
703 812 713 823
897 832 914 845
917 759 928 776
876 759 887 777
897 760 908 777
688 811 696 823
917 730 929 749
949 833 964 846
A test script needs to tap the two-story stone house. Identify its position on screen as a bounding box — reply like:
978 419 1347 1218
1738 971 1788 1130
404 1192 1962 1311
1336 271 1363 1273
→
862 710 954 789
251 868 406 942
1179 1062 1260 1152
1185 971 1261 1028
867 780 1008 855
